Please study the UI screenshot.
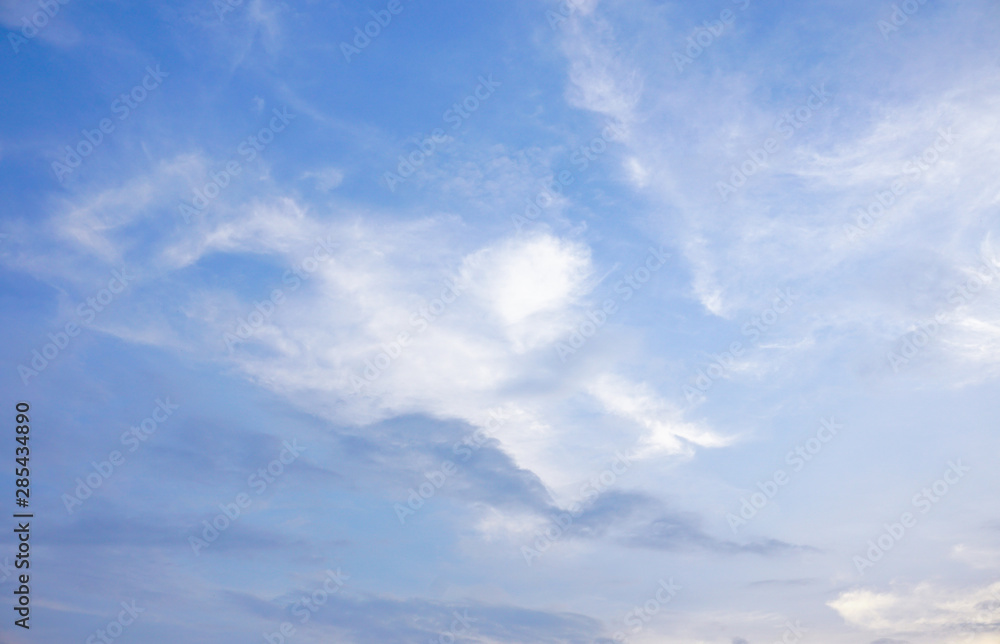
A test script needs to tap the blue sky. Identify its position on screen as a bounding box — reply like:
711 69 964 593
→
2 0 1000 642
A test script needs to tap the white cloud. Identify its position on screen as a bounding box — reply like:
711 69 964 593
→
588 373 734 458
829 582 1000 641
463 234 593 352
469 234 592 326
51 154 208 264
301 167 345 192
558 2 641 131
